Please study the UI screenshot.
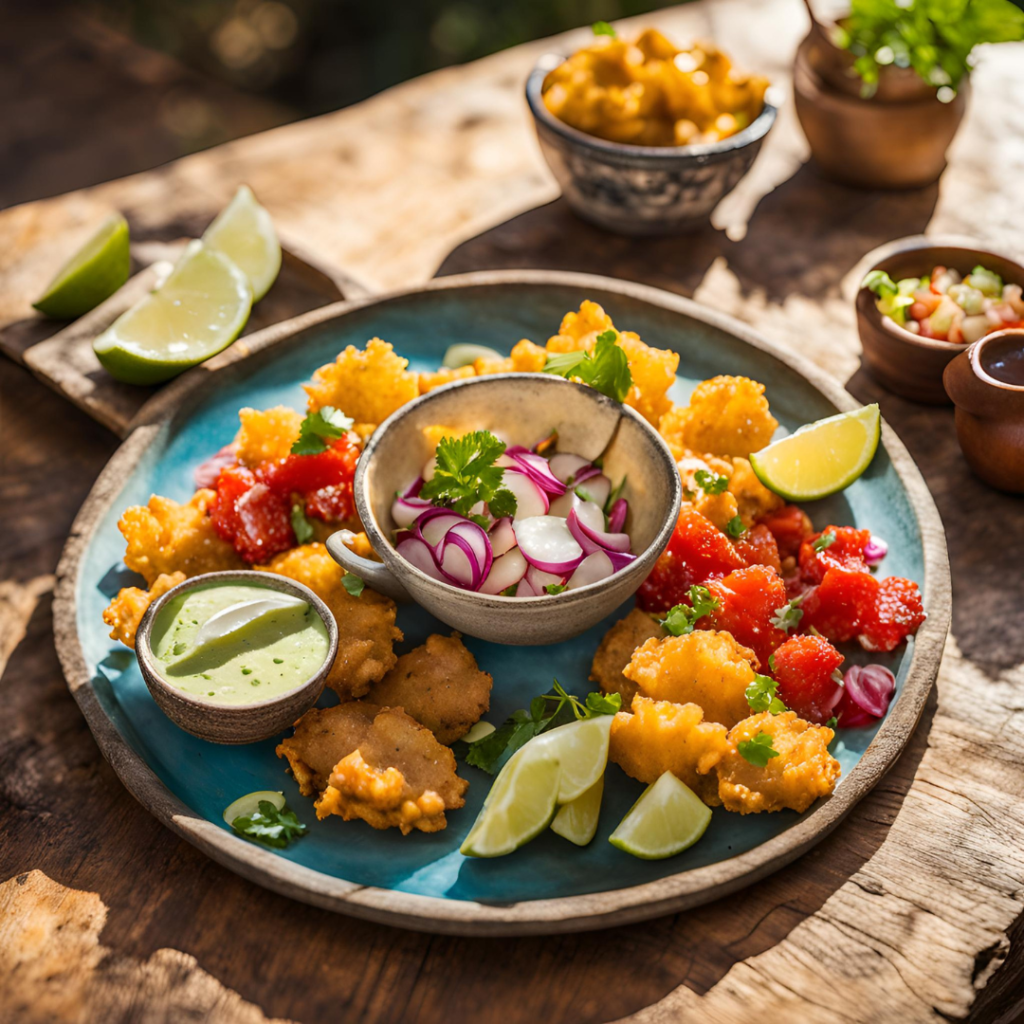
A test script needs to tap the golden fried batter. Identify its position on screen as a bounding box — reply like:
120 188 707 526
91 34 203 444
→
418 364 476 394
609 696 728 805
304 337 419 424
277 702 468 834
717 711 840 814
623 629 757 728
728 457 783 524
235 406 303 466
659 375 778 458
118 489 244 586
365 632 492 744
590 608 666 707
102 571 186 648
257 543 401 699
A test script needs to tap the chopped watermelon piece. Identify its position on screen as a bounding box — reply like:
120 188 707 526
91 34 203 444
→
799 525 871 584
699 565 789 668
771 634 844 724
734 523 782 574
211 465 295 563
757 504 813 560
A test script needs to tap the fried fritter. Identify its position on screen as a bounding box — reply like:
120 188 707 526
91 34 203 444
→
118 489 244 586
257 543 401 699
728 457 783 524
102 571 186 648
277 702 469 834
365 632 492 744
235 406 303 466
304 337 419 425
717 711 840 814
590 608 666 707
609 696 728 805
659 375 778 458
623 629 757 727
418 364 476 393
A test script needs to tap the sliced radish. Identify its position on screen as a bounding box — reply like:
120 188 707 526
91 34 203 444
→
547 489 581 519
574 473 611 508
548 452 591 484
396 536 448 583
503 468 549 520
516 576 543 598
402 476 424 499
417 509 471 548
496 453 517 468
447 521 493 584
391 494 433 528
489 517 517 556
525 565 565 593
607 498 628 533
505 449 566 496
567 551 615 590
571 463 603 486
575 499 606 534
514 515 583 574
479 548 528 595
422 456 437 482
567 508 630 554
864 536 888 566
842 664 896 719
439 533 479 589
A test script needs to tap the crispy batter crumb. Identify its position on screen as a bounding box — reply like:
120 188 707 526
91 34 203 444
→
590 608 666 707
102 572 186 648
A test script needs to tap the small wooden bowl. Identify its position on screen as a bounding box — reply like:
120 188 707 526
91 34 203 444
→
135 571 338 745
855 236 1024 404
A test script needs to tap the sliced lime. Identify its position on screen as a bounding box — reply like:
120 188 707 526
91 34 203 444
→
442 343 504 369
749 404 880 502
460 748 560 858
222 790 285 826
202 185 281 302
531 714 613 804
609 771 712 860
460 720 496 744
93 240 252 385
33 213 130 319
551 774 604 846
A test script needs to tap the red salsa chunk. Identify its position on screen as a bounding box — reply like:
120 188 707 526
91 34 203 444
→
771 634 844 724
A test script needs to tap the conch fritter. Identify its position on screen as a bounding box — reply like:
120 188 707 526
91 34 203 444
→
102 571 186 648
235 406 303 466
257 542 401 699
717 711 840 814
623 629 758 727
590 608 666 707
365 632 492 744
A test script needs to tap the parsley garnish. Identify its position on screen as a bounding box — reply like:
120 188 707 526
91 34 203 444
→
745 673 788 715
545 583 568 595
231 800 308 849
342 572 365 597
500 583 518 597
290 502 315 544
694 469 729 495
725 515 747 538
605 474 627 513
825 716 838 730
660 585 719 636
737 732 780 767
592 20 617 36
419 431 518 519
543 330 632 403
813 530 837 553
771 595 804 633
768 652 778 673
291 406 353 455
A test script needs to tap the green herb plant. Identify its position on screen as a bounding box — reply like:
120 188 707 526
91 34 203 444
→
660 585 719 636
419 430 518 520
737 731 780 767
231 800 308 849
543 330 633 404
291 406 353 455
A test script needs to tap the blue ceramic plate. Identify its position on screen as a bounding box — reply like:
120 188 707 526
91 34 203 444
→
56 271 949 935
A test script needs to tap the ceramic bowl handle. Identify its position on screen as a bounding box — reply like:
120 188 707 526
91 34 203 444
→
325 532 411 603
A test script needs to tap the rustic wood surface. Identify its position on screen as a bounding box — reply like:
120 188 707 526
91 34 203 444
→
2 0 1024 1021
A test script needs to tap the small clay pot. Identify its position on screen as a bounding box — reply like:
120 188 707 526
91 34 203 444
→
943 329 1024 493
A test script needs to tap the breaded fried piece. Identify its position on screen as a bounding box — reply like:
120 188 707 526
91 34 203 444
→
590 608 666 706
624 630 757 727
118 489 244 586
277 702 469 834
609 696 728 805
717 711 840 814
102 571 186 648
674 449 740 530
365 632 492 744
418 364 476 393
728 457 783 524
235 406 303 466
659 375 778 458
304 337 419 424
257 543 402 699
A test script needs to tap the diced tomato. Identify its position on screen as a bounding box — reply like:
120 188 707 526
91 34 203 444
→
757 504 813 560
266 435 359 498
699 564 789 667
733 523 782 574
771 634 844 724
211 465 295 563
859 576 926 652
637 508 745 612
799 525 871 584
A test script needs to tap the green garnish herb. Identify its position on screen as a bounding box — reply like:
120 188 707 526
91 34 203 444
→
419 430 518 519
543 330 632 403
826 716 838 730
575 487 594 502
725 515 747 538
592 20 617 37
290 502 315 544
737 732 780 767
500 583 519 597
605 474 627 513
768 652 778 673
771 595 804 633
291 406 353 455
273 658 284 664
241 667 252 675
745 673 788 715
660 585 719 636
342 572 365 598
231 800 308 849
813 530 837 553
545 583 569 595
694 469 729 495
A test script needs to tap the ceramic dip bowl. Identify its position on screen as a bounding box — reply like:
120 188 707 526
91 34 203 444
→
135 570 338 744
525 55 777 236
327 373 682 645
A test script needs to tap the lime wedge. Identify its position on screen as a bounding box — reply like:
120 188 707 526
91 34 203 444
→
531 714 613 804
93 240 252 385
222 790 285 826
460 749 561 858
609 771 712 860
34 213 130 319
551 774 604 846
202 185 281 302
442 343 504 369
749 404 880 502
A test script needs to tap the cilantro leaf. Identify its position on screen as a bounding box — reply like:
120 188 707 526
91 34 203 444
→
419 430 518 518
825 716 838 730
291 406 353 455
342 572 365 597
500 583 519 597
768 652 778 673
542 330 632 403
745 673 788 715
694 469 729 495
605 474 627 513
725 515 747 538
660 585 719 636
771 595 804 633
737 732 780 767
592 20 617 36
813 530 837 553
231 800 308 849
290 502 315 544
585 691 622 716
545 583 568 595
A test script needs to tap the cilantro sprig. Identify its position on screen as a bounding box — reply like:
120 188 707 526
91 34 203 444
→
290 502 315 544
419 430 518 519
725 516 747 539
543 330 632 404
771 595 804 633
745 673 787 715
694 469 729 495
231 800 308 849
291 406 353 455
737 732 780 767
592 20 617 37
342 572 365 598
545 583 568 595
660 585 719 636
813 530 837 553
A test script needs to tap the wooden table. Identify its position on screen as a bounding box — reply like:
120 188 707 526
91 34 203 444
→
3 2 1024 1021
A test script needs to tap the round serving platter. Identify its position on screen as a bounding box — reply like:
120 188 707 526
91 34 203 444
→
54 270 950 936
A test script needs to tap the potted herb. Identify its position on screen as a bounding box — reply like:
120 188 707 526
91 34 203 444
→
794 0 1024 188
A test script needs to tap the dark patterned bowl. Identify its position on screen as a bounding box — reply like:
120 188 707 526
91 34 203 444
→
526 54 777 236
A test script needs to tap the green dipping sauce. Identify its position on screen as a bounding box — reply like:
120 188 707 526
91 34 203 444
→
150 583 330 705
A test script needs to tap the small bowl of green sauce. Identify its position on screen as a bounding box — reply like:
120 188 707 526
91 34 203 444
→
135 571 338 744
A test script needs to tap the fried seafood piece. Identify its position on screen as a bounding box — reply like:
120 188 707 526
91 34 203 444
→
728 457 783 523
118 488 244 586
365 632 492 744
590 608 666 707
623 629 757 727
257 543 401 699
235 406 303 466
102 571 186 648
418 364 476 393
659 375 778 459
304 337 419 425
277 702 469 834
609 696 728 805
717 711 840 814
